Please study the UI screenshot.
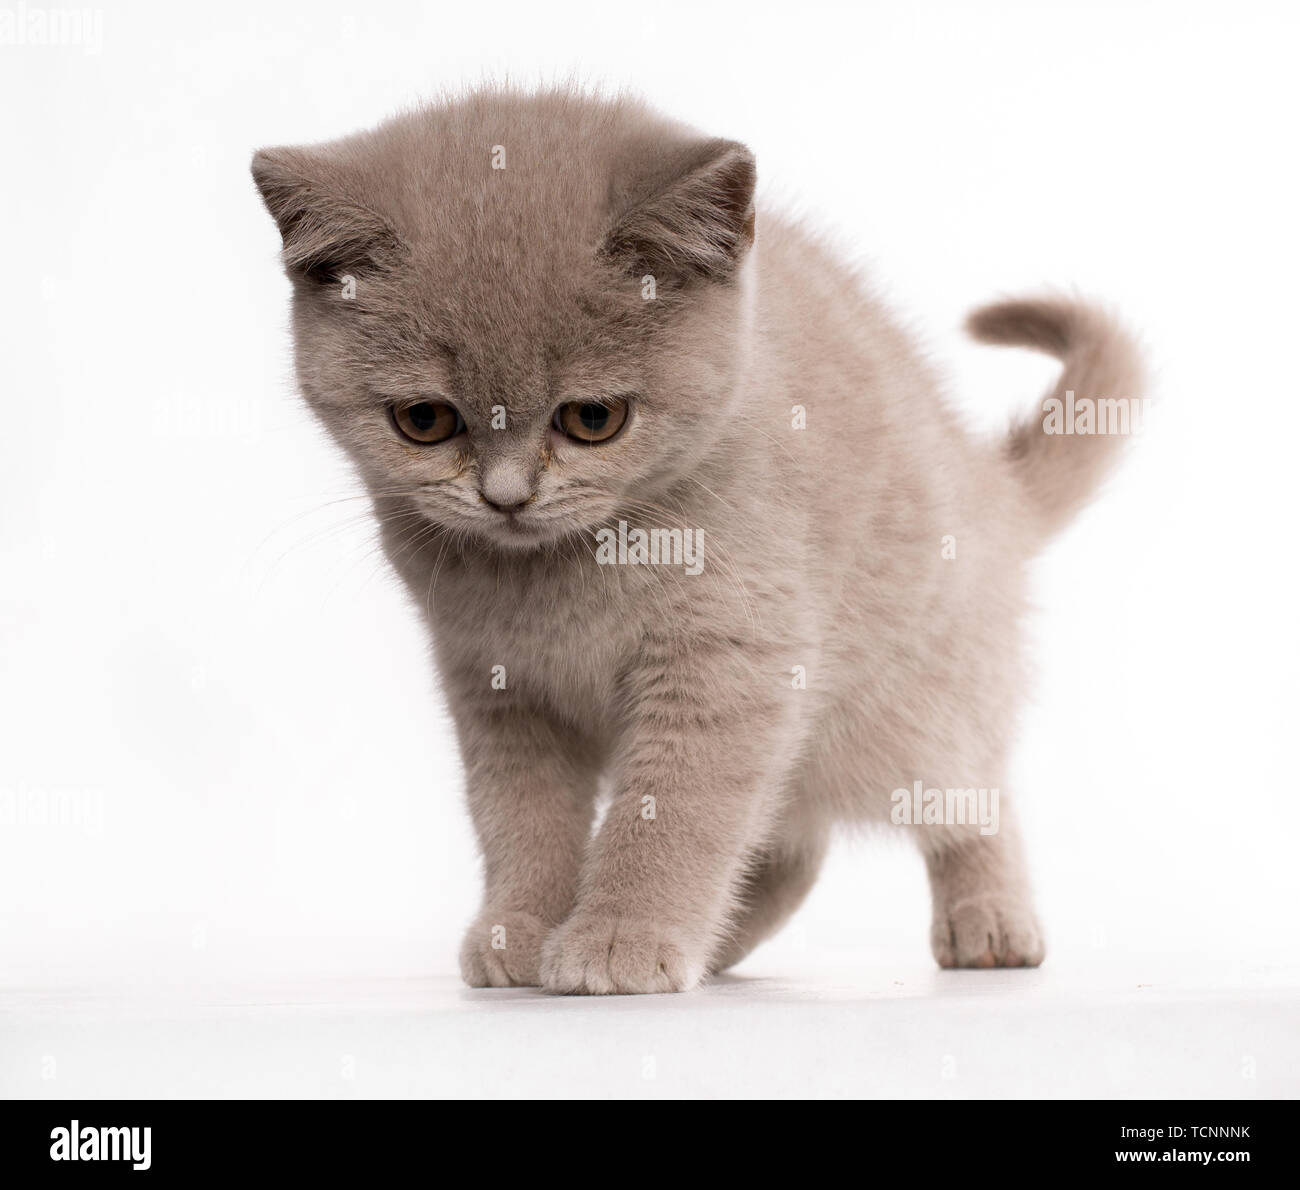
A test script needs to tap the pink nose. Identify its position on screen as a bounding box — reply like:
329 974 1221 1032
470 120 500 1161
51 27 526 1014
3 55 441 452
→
481 492 528 513
478 465 533 512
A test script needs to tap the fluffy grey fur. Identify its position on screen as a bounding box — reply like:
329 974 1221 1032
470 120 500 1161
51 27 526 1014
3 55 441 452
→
252 86 1141 993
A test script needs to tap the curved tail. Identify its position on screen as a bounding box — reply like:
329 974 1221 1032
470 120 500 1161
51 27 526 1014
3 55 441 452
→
968 296 1145 541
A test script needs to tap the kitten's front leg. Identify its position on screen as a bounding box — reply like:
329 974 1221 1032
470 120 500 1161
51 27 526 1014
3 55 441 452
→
455 699 598 987
540 637 795 995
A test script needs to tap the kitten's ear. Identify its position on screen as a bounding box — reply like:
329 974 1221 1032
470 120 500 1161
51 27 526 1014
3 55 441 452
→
602 138 757 282
250 146 405 282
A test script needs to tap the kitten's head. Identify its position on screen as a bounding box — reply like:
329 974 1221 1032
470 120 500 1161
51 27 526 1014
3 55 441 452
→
252 88 757 551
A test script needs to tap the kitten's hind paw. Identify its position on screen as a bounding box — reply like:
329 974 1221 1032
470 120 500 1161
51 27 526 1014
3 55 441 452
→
459 911 551 988
931 896 1045 969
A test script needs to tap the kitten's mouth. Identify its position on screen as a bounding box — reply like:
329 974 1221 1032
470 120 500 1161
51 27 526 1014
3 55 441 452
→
414 493 581 551
474 509 564 549
493 512 540 534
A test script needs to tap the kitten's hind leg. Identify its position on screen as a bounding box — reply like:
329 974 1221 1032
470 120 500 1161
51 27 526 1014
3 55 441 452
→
709 833 829 974
921 806 1045 969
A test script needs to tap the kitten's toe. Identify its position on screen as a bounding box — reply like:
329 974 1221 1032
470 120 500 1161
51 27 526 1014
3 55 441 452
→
931 897 1045 969
459 911 550 988
540 914 702 995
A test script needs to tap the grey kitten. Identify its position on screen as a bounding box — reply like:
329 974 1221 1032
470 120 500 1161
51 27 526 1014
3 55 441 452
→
252 86 1141 993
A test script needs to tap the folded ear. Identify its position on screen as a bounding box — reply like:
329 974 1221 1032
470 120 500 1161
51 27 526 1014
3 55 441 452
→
250 146 405 282
602 138 756 283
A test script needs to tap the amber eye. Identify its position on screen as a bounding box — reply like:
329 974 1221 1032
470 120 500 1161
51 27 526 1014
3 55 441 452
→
392 401 464 444
552 398 629 444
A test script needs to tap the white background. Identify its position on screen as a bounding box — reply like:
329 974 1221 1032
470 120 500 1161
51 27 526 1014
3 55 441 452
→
2 0 1297 1098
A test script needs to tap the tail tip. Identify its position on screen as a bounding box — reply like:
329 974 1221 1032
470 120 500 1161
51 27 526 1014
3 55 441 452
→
965 297 1076 356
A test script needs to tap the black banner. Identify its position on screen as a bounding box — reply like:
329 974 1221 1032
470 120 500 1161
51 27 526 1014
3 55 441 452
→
1 1098 1292 1176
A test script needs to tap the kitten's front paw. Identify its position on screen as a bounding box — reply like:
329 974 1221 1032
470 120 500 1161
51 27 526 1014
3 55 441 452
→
540 912 704 995
931 896 1045 969
459 911 551 988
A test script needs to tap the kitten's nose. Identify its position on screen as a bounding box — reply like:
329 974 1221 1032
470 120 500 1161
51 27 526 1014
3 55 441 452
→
480 493 530 513
479 465 534 513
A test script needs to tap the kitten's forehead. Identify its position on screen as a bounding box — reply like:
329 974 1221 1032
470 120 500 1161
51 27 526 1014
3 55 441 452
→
341 95 661 398
354 94 640 275
398 263 638 419
255 87 756 423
